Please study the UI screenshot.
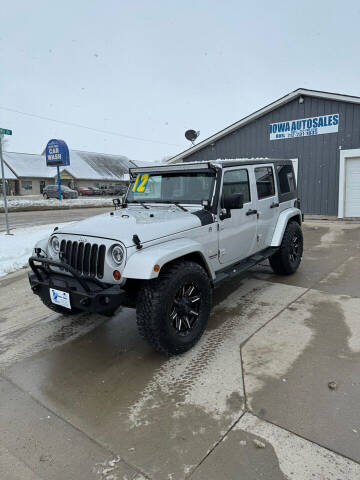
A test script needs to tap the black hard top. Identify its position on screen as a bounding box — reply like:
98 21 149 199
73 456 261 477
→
212 158 293 168
130 158 293 175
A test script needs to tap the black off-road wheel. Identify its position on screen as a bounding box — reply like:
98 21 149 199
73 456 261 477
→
43 193 48 199
136 261 212 355
269 221 303 275
40 296 81 315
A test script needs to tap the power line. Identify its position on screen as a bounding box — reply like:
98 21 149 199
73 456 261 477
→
0 105 182 147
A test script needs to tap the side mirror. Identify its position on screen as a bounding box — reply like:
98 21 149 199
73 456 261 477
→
222 193 244 210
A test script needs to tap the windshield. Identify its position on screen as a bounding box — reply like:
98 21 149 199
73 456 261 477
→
126 171 215 205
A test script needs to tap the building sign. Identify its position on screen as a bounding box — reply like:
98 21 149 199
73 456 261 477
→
45 139 70 166
270 113 339 141
59 170 73 180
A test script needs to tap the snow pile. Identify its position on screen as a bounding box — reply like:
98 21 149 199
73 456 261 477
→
0 223 70 277
0 196 113 211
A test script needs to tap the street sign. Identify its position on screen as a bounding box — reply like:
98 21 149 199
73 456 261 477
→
45 139 70 167
0 128 12 136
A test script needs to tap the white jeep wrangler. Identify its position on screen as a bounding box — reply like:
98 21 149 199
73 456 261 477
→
29 159 303 355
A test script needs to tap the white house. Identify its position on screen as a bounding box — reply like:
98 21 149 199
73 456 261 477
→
3 149 139 195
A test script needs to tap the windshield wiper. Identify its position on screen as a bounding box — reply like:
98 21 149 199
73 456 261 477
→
129 200 188 211
129 200 149 209
174 202 188 212
149 201 189 212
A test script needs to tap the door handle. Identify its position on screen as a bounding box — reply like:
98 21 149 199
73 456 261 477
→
270 202 279 208
246 209 258 216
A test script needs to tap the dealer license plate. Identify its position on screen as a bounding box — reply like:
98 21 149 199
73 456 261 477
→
49 288 71 309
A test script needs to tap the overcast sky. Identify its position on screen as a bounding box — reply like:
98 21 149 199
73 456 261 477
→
1 0 359 162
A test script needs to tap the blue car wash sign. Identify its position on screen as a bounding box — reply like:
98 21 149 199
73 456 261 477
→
270 113 339 141
45 139 70 166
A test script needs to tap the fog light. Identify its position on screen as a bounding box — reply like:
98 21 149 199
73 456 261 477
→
113 270 121 280
153 264 160 273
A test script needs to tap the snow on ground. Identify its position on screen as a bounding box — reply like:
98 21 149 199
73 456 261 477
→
0 195 113 210
0 223 70 277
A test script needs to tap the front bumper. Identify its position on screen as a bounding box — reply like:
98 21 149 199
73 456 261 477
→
28 256 127 315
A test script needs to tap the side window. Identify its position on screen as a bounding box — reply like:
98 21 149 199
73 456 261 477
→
277 165 296 194
222 169 251 203
255 167 275 199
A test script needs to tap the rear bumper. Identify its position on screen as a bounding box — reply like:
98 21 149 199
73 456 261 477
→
28 256 126 315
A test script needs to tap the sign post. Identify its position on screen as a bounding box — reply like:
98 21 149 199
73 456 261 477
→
45 139 70 200
56 165 61 200
0 128 13 235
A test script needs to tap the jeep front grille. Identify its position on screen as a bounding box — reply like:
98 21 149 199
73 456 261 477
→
60 240 106 278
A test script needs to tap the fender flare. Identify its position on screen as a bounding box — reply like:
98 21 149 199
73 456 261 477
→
270 208 302 247
122 238 215 280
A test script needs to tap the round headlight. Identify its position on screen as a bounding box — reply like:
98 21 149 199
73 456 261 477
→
50 236 60 253
111 244 124 265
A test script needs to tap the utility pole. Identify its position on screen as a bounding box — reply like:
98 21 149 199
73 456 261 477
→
0 134 10 234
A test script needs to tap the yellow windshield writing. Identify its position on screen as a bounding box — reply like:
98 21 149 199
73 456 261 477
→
132 174 149 193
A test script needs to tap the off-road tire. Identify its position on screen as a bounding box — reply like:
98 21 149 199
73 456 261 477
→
136 261 212 355
43 193 48 199
269 221 303 275
40 296 81 315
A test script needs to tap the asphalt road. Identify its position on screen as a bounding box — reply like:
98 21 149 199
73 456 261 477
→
0 207 111 232
1 221 360 479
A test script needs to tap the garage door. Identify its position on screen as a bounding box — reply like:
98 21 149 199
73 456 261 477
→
345 158 360 217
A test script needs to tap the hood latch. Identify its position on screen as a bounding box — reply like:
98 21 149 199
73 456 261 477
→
133 234 143 250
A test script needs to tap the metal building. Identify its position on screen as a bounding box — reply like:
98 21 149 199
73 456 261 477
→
167 89 360 218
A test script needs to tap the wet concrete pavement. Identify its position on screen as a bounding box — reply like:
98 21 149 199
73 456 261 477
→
0 220 360 479
243 290 360 461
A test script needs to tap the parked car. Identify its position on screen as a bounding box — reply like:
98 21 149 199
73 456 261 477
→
42 185 78 199
98 184 127 196
99 185 115 195
77 186 94 196
113 184 128 196
30 159 302 355
88 187 102 196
